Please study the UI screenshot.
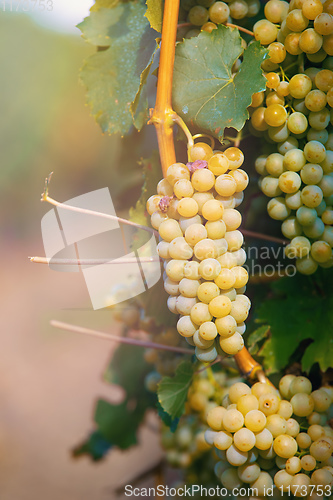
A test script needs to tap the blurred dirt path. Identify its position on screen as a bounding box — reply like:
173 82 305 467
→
0 242 162 500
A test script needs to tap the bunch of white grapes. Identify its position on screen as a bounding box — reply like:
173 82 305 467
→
248 0 333 274
180 0 260 38
162 369 245 470
146 143 250 362
204 376 333 498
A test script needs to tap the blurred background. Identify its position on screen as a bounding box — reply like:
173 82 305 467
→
0 3 162 499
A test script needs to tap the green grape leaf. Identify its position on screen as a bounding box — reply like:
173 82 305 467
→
145 0 163 32
247 325 270 355
158 361 195 419
157 401 179 432
256 272 333 374
72 431 112 461
173 25 268 141
104 344 150 398
78 3 158 135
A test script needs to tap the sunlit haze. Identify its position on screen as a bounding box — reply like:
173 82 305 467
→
12 0 93 34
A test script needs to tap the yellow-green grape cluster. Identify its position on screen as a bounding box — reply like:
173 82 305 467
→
146 143 250 362
181 0 260 37
253 0 333 66
204 378 333 497
251 73 333 274
162 418 211 469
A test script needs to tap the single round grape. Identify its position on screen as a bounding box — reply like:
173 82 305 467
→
314 12 333 35
198 258 221 280
299 28 323 53
286 456 302 475
268 122 289 143
289 74 312 99
199 321 218 340
176 295 198 315
267 197 291 220
208 1 230 23
319 174 333 196
301 184 324 207
310 439 333 461
305 89 327 112
229 0 248 19
179 278 200 298
261 176 283 197
322 207 333 223
201 21 217 33
195 344 218 362
208 153 229 176
219 331 244 354
323 225 333 246
268 41 287 64
197 282 219 304
273 434 298 458
278 136 299 155
278 401 293 419
166 163 190 186
307 127 329 144
254 19 278 45
169 236 194 260
207 406 226 431
151 210 168 229
283 148 306 172
311 468 333 487
177 315 197 337
308 424 325 441
159 219 183 241
296 206 318 226
215 314 237 337
296 255 319 274
191 168 215 192
188 5 209 25
244 409 266 432
247 0 261 17
323 32 333 55
177 197 199 218
205 220 226 239
215 174 237 197
223 208 242 231
277 81 290 98
264 0 289 23
251 91 265 108
285 32 302 55
291 393 315 416
184 223 207 246
146 194 163 215
282 216 302 238
309 108 330 130
166 198 180 220
228 169 248 192
190 301 212 325
194 238 218 260
217 250 238 269
315 69 333 91
285 190 302 210
287 112 308 134
278 171 302 193
287 236 311 259
286 9 309 32
266 152 285 176
264 103 287 127
266 72 281 91
223 147 244 169
250 471 274 496
301 164 324 185
312 388 332 411
304 140 327 163
224 230 243 252
311 240 332 263
266 414 287 438
274 469 293 491
213 430 233 451
233 427 256 452
286 417 300 437
208 294 232 318
174 178 194 199
214 267 236 290
251 106 269 131
303 0 323 19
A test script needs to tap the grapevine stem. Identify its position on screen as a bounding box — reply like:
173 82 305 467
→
172 113 194 150
50 320 194 355
150 0 180 176
41 173 158 237
29 257 160 265
226 23 254 36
